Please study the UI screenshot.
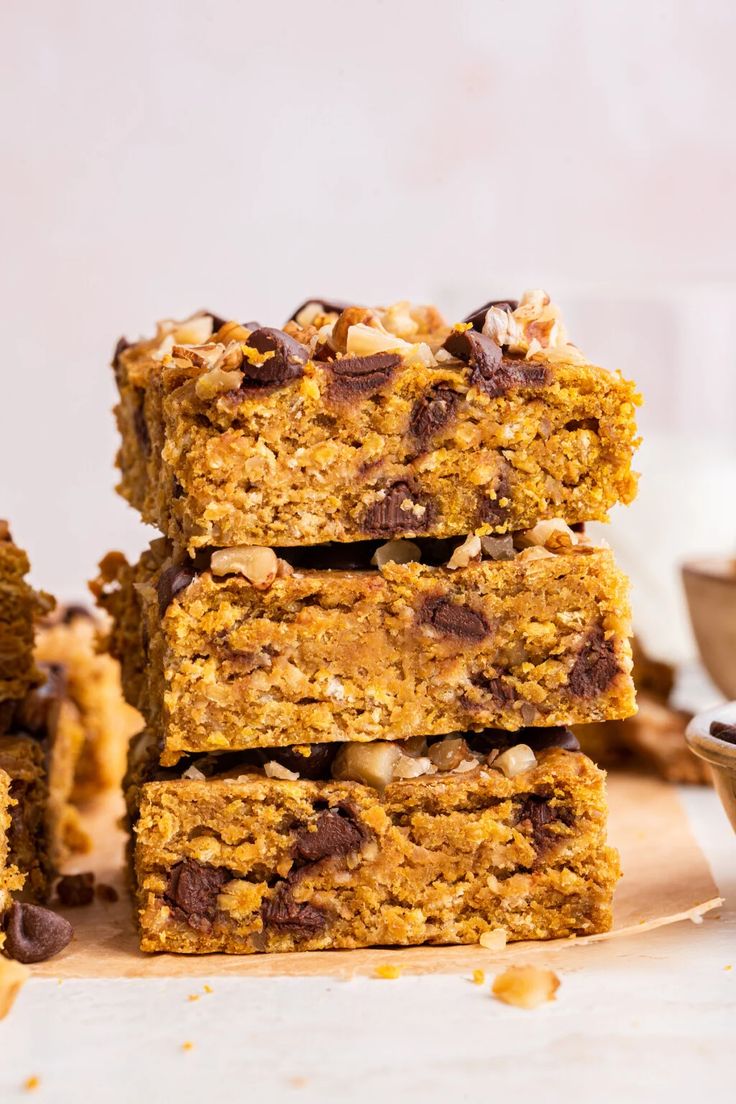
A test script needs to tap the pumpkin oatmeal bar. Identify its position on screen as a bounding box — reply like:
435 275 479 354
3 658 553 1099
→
113 292 639 552
36 606 142 802
0 769 25 946
0 521 52 727
96 523 635 766
129 733 619 954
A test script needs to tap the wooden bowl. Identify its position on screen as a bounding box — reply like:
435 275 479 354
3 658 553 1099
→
686 703 736 831
682 556 736 699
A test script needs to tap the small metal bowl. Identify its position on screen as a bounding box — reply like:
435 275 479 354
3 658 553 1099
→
686 702 736 831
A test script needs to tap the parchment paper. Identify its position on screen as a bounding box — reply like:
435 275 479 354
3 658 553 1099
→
33 773 722 979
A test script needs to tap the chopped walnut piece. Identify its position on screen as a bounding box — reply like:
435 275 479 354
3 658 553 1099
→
518 518 577 552
494 744 537 779
210 546 279 589
480 535 516 561
447 534 482 570
479 929 508 951
332 741 400 789
263 760 299 781
427 736 471 771
491 966 560 1009
392 753 433 779
195 366 244 400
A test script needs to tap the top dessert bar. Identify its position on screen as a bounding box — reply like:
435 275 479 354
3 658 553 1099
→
114 292 640 551
0 521 52 724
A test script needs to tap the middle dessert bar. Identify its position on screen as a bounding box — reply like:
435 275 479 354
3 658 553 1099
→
97 527 635 765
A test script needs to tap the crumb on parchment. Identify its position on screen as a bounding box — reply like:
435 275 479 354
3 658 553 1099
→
491 966 560 1009
23 1076 40 1092
472 969 485 986
374 965 402 979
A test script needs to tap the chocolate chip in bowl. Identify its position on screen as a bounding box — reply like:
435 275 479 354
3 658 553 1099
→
685 702 736 831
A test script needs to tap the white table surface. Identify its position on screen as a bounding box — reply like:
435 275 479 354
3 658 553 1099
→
1 785 734 1104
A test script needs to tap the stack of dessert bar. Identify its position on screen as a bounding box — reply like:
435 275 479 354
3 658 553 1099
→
1 524 139 962
101 291 640 954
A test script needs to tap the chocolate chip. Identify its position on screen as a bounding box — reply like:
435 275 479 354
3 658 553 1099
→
326 353 401 400
205 311 228 331
261 884 327 937
710 721 736 745
56 872 95 907
517 795 557 849
157 563 196 616
419 596 490 642
568 627 620 698
294 806 364 864
261 744 337 780
443 329 551 397
362 481 432 537
240 327 309 389
463 299 519 332
471 672 516 706
95 883 119 903
522 727 581 752
286 298 351 323
3 902 73 963
164 859 228 933
409 385 458 448
478 471 512 527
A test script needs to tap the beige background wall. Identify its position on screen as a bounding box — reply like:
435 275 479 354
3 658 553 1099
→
1 0 735 659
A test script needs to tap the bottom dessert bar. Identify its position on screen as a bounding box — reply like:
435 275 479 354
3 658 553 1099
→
131 734 619 954
0 734 53 903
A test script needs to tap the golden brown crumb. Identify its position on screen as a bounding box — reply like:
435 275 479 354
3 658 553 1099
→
0 958 29 1021
203 984 213 993
492 966 560 1009
182 1041 194 1052
725 965 732 972
23 1076 40 1092
187 994 200 1002
472 969 485 986
374 965 402 980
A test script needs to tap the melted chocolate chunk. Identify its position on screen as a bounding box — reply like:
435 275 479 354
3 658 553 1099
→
522 727 580 752
261 884 327 937
517 795 558 849
710 721 736 745
286 297 352 323
240 327 309 389
3 902 74 964
294 806 364 864
409 385 459 448
478 471 512 526
568 628 619 698
260 744 338 780
419 596 490 642
471 672 517 706
463 299 519 332
327 353 401 400
443 329 551 397
362 481 432 537
157 563 196 617
164 859 228 933
56 872 95 907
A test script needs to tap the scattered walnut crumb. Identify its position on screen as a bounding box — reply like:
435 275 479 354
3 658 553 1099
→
491 966 560 1009
472 969 485 986
374 964 402 980
95 883 119 904
479 929 508 951
0 957 29 1020
23 1076 40 1092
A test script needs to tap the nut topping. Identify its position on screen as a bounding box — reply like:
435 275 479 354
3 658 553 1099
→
210 546 279 589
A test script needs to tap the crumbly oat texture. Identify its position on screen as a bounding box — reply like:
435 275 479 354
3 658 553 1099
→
97 535 635 764
0 521 52 720
0 769 25 946
36 607 142 802
113 294 640 552
132 747 619 954
0 736 52 904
